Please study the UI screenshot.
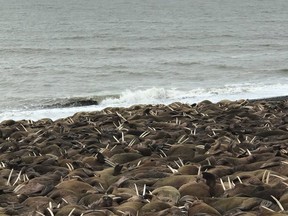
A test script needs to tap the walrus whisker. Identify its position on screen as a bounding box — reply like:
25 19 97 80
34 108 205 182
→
35 211 45 216
271 195 285 211
7 168 14 186
20 123 28 132
107 109 113 114
148 126 156 131
116 111 127 122
75 141 85 148
66 163 74 172
35 132 44 141
71 175 85 181
113 136 120 143
94 127 102 134
261 205 275 212
262 170 268 183
250 136 256 143
258 104 264 111
121 132 125 143
264 123 270 128
134 183 139 196
69 117 74 124
167 165 178 174
266 171 271 184
192 128 197 135
104 158 116 167
246 149 252 156
27 119 33 125
270 174 288 181
62 198 69 204
12 170 22 186
128 138 136 147
159 149 167 157
174 161 181 168
237 176 243 184
212 129 216 136
110 144 117 151
239 148 246 154
228 176 232 189
167 105 174 111
177 135 185 144
66 117 74 124
35 129 43 135
99 182 105 190
137 160 141 167
13 184 25 193
68 208 75 216
197 165 201 176
196 145 205 149
220 178 226 191
46 207 54 216
182 112 193 119
117 210 126 215
0 162 5 168
46 154 59 160
143 184 146 196
99 148 105 154
178 157 184 166
173 102 181 108
180 137 189 145
140 130 150 138
245 136 248 141
281 161 288 165
113 121 124 130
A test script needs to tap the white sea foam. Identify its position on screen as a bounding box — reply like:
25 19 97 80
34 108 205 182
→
1 83 287 122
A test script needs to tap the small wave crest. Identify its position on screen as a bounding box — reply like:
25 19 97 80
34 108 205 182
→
100 84 288 108
100 88 176 107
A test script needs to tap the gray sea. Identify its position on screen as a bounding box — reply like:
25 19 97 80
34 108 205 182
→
1 0 288 121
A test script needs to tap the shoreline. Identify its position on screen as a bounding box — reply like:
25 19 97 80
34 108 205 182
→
0 98 288 215
247 95 288 102
1 94 288 123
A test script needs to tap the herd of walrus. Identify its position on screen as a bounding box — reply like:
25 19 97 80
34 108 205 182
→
1 97 288 216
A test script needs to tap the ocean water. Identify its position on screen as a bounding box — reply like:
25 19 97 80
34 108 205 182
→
1 0 288 121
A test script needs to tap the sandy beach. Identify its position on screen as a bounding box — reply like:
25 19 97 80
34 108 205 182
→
1 97 288 215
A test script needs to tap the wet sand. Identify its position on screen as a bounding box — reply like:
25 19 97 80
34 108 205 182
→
0 97 288 215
